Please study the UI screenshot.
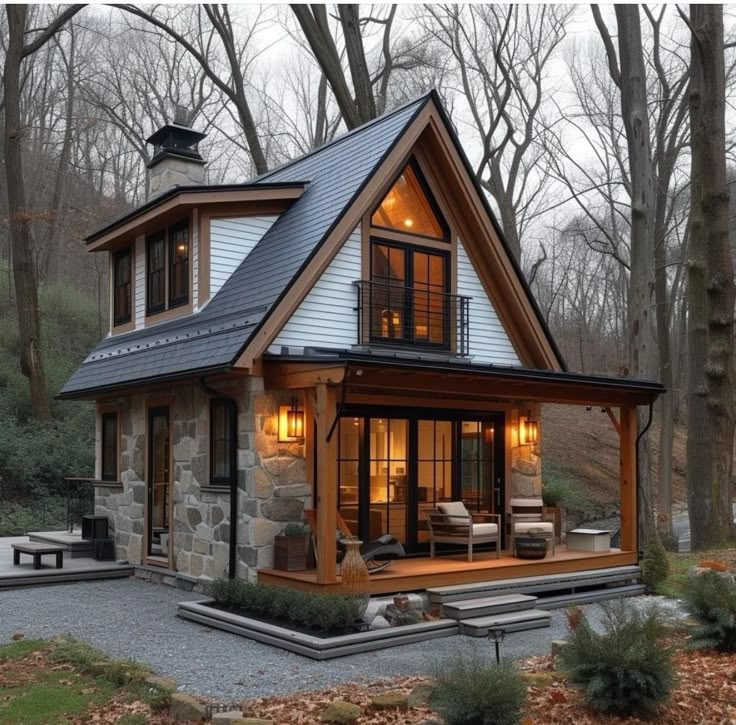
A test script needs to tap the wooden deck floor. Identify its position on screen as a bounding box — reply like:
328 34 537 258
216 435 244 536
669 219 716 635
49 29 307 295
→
0 536 133 588
258 546 638 594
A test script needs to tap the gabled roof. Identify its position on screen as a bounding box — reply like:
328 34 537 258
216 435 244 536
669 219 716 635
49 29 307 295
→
60 91 566 399
59 95 432 398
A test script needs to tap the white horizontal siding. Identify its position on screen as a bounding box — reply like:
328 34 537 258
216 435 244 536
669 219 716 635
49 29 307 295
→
134 235 145 329
457 238 520 365
209 216 278 298
270 227 361 352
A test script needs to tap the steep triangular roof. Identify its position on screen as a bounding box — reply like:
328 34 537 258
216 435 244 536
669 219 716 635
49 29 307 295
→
60 92 564 398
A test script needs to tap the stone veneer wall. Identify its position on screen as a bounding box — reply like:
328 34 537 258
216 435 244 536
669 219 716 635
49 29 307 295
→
510 403 542 498
94 378 310 585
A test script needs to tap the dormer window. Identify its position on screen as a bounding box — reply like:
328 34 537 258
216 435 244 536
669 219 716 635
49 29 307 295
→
145 219 190 317
169 221 189 308
147 232 165 314
371 160 449 241
112 247 132 326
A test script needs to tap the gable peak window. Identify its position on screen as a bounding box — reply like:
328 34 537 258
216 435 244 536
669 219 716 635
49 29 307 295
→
112 247 132 326
371 161 448 241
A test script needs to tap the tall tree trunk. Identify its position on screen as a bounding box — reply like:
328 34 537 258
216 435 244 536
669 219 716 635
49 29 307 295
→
615 5 657 546
687 4 736 547
3 5 51 419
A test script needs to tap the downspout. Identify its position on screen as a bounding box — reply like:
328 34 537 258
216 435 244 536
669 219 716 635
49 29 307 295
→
635 402 655 558
200 377 238 579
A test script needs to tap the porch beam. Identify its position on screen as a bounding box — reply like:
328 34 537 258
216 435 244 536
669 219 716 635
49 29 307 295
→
605 407 621 435
315 382 338 584
264 362 346 389
619 405 638 552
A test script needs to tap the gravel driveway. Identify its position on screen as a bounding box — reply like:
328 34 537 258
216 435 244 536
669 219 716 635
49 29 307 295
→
0 577 680 700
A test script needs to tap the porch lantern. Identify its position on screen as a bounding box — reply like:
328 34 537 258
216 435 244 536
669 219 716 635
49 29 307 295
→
519 411 539 446
279 398 304 441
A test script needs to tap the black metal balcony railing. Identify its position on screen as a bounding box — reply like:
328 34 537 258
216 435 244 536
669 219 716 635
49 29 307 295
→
354 280 471 356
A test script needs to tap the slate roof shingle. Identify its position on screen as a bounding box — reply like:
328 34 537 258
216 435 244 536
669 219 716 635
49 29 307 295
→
59 95 430 398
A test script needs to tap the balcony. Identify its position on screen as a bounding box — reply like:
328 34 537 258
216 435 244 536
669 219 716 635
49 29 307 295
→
354 280 470 356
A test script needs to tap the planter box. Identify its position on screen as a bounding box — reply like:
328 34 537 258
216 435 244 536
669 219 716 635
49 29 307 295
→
177 599 458 660
273 536 307 571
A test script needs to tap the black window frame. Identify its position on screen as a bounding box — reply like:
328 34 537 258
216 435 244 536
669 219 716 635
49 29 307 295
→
112 247 132 326
209 398 237 487
369 238 451 349
101 411 119 482
146 231 166 315
370 158 450 243
168 220 190 309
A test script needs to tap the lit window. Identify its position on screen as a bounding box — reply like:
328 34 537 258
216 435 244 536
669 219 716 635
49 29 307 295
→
169 221 189 307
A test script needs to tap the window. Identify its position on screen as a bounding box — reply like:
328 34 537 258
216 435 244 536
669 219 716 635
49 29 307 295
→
371 161 448 240
169 221 189 307
370 241 449 346
146 232 165 313
101 412 118 481
112 248 131 325
210 398 236 486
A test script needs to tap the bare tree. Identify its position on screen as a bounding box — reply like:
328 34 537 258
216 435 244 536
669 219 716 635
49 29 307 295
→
3 4 84 419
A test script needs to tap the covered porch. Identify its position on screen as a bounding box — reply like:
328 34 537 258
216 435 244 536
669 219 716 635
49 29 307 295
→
259 354 663 593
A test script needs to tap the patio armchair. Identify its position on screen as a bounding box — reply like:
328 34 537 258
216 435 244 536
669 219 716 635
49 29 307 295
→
508 498 556 556
427 501 501 562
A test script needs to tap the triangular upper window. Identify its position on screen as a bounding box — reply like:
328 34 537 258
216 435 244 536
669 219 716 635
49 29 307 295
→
371 161 448 240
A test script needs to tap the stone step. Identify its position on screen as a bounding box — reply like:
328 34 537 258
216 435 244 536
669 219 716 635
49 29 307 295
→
442 593 538 620
535 583 646 610
458 609 552 637
427 566 642 605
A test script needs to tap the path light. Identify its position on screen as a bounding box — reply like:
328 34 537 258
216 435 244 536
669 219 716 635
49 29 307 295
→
488 628 505 664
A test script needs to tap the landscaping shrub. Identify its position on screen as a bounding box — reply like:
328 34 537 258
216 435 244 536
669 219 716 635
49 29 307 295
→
560 600 675 717
430 654 526 725
540 468 593 513
208 578 363 633
681 570 736 652
641 531 670 592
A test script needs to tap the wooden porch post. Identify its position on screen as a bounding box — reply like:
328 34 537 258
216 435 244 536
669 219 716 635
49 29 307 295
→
315 382 338 584
619 405 638 552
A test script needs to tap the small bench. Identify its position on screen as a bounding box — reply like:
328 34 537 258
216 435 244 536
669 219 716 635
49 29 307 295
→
12 542 65 570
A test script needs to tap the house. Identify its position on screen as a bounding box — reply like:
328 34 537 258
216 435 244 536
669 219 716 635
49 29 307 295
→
60 93 663 593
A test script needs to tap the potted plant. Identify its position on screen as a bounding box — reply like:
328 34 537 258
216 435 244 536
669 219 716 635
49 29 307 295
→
273 522 309 571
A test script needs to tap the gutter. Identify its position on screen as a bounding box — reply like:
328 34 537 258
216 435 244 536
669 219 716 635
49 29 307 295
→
200 377 239 580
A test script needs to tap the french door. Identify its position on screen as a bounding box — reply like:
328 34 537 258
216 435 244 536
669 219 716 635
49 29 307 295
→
337 409 505 554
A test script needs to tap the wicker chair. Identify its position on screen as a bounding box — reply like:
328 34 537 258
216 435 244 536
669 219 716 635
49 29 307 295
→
427 501 501 562
508 498 555 556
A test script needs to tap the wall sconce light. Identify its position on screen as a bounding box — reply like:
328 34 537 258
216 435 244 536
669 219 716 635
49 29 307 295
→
279 398 304 442
519 411 539 445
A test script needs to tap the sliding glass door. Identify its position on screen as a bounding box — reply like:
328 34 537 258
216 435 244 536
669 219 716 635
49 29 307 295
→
337 410 504 554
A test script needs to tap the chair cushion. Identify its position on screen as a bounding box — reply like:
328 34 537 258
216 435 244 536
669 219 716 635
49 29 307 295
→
472 523 498 536
509 497 544 509
438 501 471 525
513 521 554 534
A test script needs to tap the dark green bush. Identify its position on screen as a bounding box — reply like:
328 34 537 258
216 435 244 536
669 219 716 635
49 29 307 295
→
208 578 363 633
641 532 670 592
430 654 526 725
681 570 736 652
560 600 675 717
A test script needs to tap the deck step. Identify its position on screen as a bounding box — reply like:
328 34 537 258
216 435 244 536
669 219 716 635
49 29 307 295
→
427 566 642 605
535 583 646 609
442 593 537 620
458 609 552 637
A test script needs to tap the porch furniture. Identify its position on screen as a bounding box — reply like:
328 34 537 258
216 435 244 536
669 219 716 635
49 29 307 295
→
509 498 556 556
427 502 501 562
514 534 549 560
81 515 108 541
566 528 611 552
304 509 405 574
93 538 116 561
12 542 64 570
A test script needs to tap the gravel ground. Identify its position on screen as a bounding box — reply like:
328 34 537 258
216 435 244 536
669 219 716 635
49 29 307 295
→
0 578 682 701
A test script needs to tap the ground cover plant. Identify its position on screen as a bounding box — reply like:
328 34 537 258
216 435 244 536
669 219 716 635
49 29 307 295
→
209 577 364 633
559 600 676 718
0 636 174 725
681 569 736 652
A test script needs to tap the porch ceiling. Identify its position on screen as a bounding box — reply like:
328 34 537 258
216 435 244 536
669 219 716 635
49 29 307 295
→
264 353 664 407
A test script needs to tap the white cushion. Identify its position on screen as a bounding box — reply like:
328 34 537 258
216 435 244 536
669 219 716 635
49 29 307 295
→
509 498 543 509
513 521 554 534
438 501 470 525
472 523 498 536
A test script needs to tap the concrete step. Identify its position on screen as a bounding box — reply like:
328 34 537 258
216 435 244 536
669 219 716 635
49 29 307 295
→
535 584 646 609
442 593 538 620
458 608 552 637
428 566 642 605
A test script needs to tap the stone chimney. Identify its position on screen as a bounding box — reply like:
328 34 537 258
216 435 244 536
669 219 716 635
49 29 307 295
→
146 106 207 199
